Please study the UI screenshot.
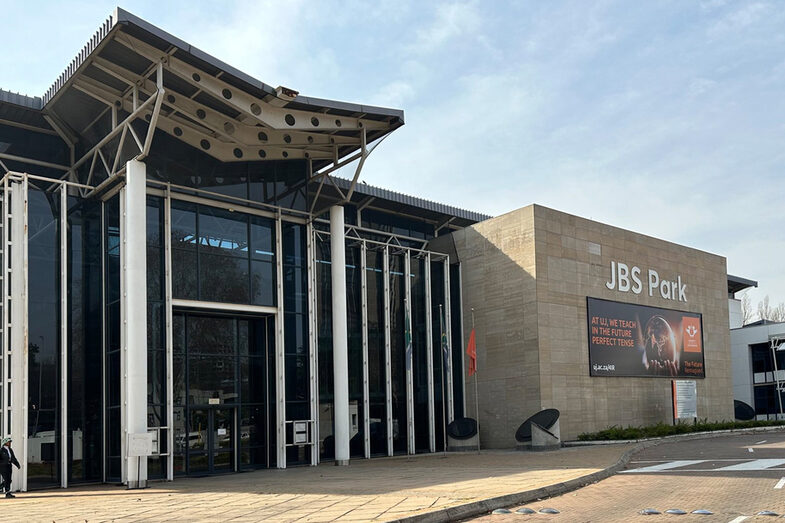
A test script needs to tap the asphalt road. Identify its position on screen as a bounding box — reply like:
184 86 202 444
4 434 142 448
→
469 431 785 523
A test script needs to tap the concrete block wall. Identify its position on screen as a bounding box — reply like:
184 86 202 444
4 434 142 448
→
447 206 540 448
532 205 734 439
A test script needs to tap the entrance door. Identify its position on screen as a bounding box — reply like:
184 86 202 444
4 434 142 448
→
187 407 235 475
173 311 273 475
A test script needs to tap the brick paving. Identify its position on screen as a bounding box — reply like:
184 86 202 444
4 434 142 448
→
471 431 785 523
0 445 631 522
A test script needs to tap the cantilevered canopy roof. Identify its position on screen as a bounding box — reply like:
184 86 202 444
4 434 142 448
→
0 8 403 193
728 274 758 296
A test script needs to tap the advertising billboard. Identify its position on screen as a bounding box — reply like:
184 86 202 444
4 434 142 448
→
587 297 705 378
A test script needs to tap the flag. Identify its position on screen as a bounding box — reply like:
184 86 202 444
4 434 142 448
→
467 328 477 377
405 305 412 371
440 308 450 376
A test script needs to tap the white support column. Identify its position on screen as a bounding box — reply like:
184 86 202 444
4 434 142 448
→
163 188 174 481
404 251 414 455
444 258 454 423
1 179 7 440
330 206 350 466
59 184 68 488
275 215 286 468
360 242 370 459
457 263 466 416
120 160 148 488
424 254 435 453
306 221 319 466
10 177 29 492
383 246 392 456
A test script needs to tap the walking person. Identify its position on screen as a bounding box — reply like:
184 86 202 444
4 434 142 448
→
0 437 20 498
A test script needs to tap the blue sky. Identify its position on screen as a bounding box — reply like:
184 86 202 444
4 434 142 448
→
2 0 784 312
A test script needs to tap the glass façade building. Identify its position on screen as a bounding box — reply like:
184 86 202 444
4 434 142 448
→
0 9 487 489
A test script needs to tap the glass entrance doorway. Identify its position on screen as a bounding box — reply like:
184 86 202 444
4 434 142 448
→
172 311 275 476
187 407 235 474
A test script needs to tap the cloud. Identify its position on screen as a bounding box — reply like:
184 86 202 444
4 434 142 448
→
371 81 416 108
707 2 769 38
411 1 482 53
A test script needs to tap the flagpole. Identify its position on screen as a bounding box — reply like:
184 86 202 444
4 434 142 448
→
472 308 480 453
440 304 447 457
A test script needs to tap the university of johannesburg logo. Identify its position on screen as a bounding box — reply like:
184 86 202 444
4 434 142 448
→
682 317 702 353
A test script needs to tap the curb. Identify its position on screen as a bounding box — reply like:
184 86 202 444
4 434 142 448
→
389 427 785 523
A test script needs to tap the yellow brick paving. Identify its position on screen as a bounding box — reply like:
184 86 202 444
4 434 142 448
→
0 445 632 522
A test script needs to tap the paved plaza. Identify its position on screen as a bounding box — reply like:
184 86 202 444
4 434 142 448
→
0 444 631 522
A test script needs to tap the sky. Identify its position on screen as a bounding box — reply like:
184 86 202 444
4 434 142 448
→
1 0 783 313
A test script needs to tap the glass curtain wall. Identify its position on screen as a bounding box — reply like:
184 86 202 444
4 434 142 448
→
104 196 121 481
366 249 387 456
145 134 308 212
389 254 407 454
346 246 364 458
27 186 61 488
314 234 460 460
66 195 102 484
170 201 275 306
283 222 310 465
146 197 167 478
316 241 334 460
411 257 429 453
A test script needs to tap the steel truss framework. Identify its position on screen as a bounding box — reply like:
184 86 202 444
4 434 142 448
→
0 167 458 490
2 21 398 213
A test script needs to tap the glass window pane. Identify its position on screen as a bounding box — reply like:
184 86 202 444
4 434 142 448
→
251 260 274 306
187 316 235 355
198 206 248 258
200 253 250 303
251 216 274 261
174 354 186 405
147 350 165 406
171 202 197 250
172 249 197 300
241 357 266 405
188 355 237 405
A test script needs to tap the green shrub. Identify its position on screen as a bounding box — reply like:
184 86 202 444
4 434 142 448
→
577 419 785 441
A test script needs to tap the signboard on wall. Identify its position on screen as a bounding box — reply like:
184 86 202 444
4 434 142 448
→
672 380 698 420
587 297 705 378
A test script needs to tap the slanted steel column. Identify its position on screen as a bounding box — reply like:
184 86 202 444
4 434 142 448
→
10 177 28 492
120 160 148 488
330 206 350 466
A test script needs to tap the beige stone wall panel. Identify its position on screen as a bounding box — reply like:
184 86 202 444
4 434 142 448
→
449 204 733 447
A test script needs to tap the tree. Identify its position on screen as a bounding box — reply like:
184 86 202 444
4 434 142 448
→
741 293 754 326
757 295 785 323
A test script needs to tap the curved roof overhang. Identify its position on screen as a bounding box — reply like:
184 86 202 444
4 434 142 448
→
1 8 403 200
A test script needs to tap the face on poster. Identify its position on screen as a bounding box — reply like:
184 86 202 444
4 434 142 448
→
587 297 705 378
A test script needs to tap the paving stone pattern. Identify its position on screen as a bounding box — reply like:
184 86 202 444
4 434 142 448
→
0 445 630 522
